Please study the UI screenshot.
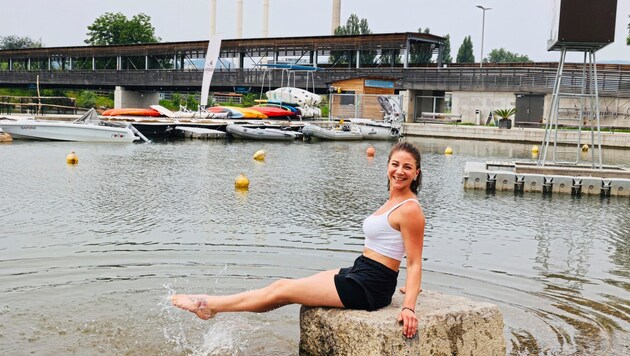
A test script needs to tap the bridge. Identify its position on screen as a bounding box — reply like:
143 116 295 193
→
1 33 629 124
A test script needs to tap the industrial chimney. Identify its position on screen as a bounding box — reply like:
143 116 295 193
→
210 0 217 35
236 0 243 39
262 0 270 37
331 0 341 34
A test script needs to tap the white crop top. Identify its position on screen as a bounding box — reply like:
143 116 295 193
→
363 199 420 261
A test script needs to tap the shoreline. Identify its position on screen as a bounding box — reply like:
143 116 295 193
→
402 123 630 149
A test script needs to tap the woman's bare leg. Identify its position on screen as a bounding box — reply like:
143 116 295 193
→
171 269 344 320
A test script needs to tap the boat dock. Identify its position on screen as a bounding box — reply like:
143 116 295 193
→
463 161 630 197
175 126 226 139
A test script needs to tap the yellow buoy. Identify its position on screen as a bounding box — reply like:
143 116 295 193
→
253 150 266 161
0 133 13 143
531 145 539 154
366 146 375 157
581 144 589 152
444 146 453 155
235 173 250 189
66 151 79 165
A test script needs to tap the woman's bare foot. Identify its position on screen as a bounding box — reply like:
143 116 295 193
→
170 294 217 320
399 287 423 294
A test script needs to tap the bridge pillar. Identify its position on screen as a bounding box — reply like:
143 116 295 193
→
114 86 159 109
400 90 414 123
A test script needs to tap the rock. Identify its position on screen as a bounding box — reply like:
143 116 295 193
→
299 290 505 356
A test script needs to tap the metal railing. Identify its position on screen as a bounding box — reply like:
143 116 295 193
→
0 67 628 97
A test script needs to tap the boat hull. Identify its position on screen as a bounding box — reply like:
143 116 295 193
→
0 120 138 142
350 119 400 140
302 124 363 141
227 124 297 141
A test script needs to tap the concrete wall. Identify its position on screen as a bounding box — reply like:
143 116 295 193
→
114 86 160 109
402 123 630 148
452 91 516 125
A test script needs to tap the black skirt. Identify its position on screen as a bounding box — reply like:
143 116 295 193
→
334 255 399 311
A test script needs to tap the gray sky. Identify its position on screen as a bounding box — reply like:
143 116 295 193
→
2 0 629 63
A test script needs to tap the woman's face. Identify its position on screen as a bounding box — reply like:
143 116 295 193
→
387 150 419 192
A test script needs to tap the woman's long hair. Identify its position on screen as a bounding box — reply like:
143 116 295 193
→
387 142 422 194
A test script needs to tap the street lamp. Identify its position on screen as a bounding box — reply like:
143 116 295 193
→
476 5 492 68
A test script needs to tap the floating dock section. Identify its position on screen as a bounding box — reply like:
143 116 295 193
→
463 161 630 197
175 126 226 139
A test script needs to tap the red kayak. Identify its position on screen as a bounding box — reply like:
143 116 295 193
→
102 108 163 117
249 106 297 118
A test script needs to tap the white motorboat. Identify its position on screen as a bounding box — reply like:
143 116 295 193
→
226 124 298 141
349 118 400 140
301 123 363 141
0 108 142 143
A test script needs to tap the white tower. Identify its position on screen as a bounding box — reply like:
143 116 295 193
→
331 0 341 34
210 0 217 35
262 0 270 37
236 0 243 39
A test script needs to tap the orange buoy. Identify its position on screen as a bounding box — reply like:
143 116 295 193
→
366 146 376 157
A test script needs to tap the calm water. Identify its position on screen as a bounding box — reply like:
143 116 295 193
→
0 137 629 355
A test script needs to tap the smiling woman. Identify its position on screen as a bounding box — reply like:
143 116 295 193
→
171 141 427 339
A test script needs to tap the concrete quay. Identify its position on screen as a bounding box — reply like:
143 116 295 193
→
299 290 505 356
401 123 630 149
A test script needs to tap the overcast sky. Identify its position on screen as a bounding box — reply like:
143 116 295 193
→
2 0 628 63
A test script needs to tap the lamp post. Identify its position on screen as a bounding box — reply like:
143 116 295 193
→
476 5 491 68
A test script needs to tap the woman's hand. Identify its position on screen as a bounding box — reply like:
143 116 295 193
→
397 307 418 339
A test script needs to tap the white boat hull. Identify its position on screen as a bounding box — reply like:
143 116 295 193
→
302 124 363 141
227 124 297 141
350 119 400 140
0 120 139 142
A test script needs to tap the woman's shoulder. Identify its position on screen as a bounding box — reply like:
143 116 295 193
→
396 198 425 218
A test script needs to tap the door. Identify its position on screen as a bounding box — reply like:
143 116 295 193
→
515 94 545 127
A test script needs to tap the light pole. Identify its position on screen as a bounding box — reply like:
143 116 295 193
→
476 5 491 68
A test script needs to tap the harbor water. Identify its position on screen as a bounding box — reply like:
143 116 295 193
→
0 137 629 355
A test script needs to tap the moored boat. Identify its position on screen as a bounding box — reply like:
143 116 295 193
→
301 123 363 141
226 124 298 141
0 109 142 143
349 118 401 140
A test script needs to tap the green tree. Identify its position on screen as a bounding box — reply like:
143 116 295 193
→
486 48 531 63
85 12 161 45
456 36 475 63
409 27 434 64
441 34 452 64
329 14 375 66
0 35 43 49
76 90 97 108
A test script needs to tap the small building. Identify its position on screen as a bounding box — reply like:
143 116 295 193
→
329 76 396 120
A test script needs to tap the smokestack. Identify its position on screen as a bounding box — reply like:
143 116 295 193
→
236 0 243 39
210 0 217 35
331 0 341 34
262 0 270 37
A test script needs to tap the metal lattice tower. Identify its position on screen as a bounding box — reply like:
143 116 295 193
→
538 47 603 169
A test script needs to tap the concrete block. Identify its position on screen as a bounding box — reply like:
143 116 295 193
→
551 175 574 194
521 174 544 193
463 171 487 190
496 172 516 191
581 177 605 196
299 290 506 356
610 178 630 197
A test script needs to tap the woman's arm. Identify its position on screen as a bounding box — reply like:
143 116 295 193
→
395 203 426 338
